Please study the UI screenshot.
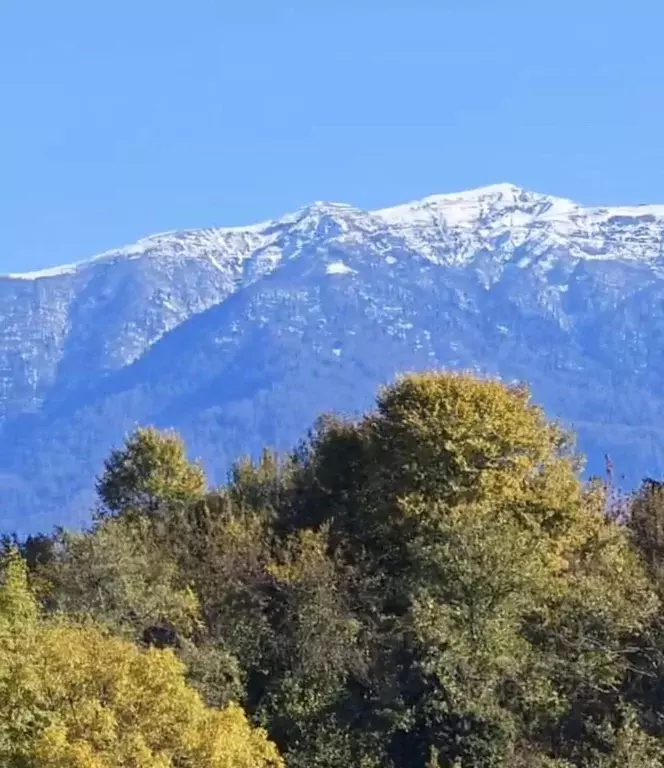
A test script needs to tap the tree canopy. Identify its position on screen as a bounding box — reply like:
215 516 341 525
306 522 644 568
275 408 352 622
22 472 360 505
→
0 547 282 768
4 372 664 766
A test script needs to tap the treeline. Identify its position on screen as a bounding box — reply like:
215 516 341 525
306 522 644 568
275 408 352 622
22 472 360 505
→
2 372 664 766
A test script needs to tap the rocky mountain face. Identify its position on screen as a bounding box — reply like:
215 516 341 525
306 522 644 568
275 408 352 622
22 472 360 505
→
3 182 664 534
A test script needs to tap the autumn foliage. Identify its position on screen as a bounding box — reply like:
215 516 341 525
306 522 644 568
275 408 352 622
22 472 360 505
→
3 372 664 766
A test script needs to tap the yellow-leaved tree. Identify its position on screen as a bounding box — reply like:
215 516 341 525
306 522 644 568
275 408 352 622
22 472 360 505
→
290 372 660 766
96 426 207 519
0 549 283 768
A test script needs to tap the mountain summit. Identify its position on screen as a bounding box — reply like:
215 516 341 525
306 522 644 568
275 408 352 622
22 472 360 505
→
2 183 664 533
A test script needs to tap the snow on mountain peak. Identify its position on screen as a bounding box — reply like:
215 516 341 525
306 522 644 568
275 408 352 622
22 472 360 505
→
5 262 83 280
5 184 664 282
372 183 577 229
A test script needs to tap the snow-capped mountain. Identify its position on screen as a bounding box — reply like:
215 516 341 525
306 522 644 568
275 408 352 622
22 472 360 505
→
3 182 664 534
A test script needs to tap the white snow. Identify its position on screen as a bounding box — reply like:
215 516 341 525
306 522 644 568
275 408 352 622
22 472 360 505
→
373 183 578 230
585 205 664 220
326 261 356 275
6 263 81 280
5 184 664 281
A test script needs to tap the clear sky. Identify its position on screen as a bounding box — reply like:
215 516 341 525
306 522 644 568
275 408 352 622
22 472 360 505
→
1 0 663 272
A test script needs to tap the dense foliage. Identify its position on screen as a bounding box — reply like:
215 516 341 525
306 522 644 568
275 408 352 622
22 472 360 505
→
4 372 664 766
0 550 282 767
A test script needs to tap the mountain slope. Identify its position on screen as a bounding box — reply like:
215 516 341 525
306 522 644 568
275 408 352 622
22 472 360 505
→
3 183 664 533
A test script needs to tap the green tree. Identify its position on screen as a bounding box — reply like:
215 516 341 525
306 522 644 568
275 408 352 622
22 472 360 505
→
96 426 206 519
622 479 664 742
42 517 200 646
26 373 664 767
286 373 659 766
259 528 377 766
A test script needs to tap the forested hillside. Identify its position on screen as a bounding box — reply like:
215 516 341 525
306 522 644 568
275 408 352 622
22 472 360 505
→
2 372 664 766
5 184 664 533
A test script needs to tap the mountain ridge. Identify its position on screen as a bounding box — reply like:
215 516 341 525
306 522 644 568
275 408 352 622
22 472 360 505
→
7 182 664 281
3 182 664 534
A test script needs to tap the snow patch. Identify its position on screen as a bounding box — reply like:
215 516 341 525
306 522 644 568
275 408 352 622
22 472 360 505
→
326 261 356 275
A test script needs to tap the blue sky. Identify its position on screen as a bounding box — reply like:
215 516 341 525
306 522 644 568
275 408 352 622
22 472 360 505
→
1 0 663 272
